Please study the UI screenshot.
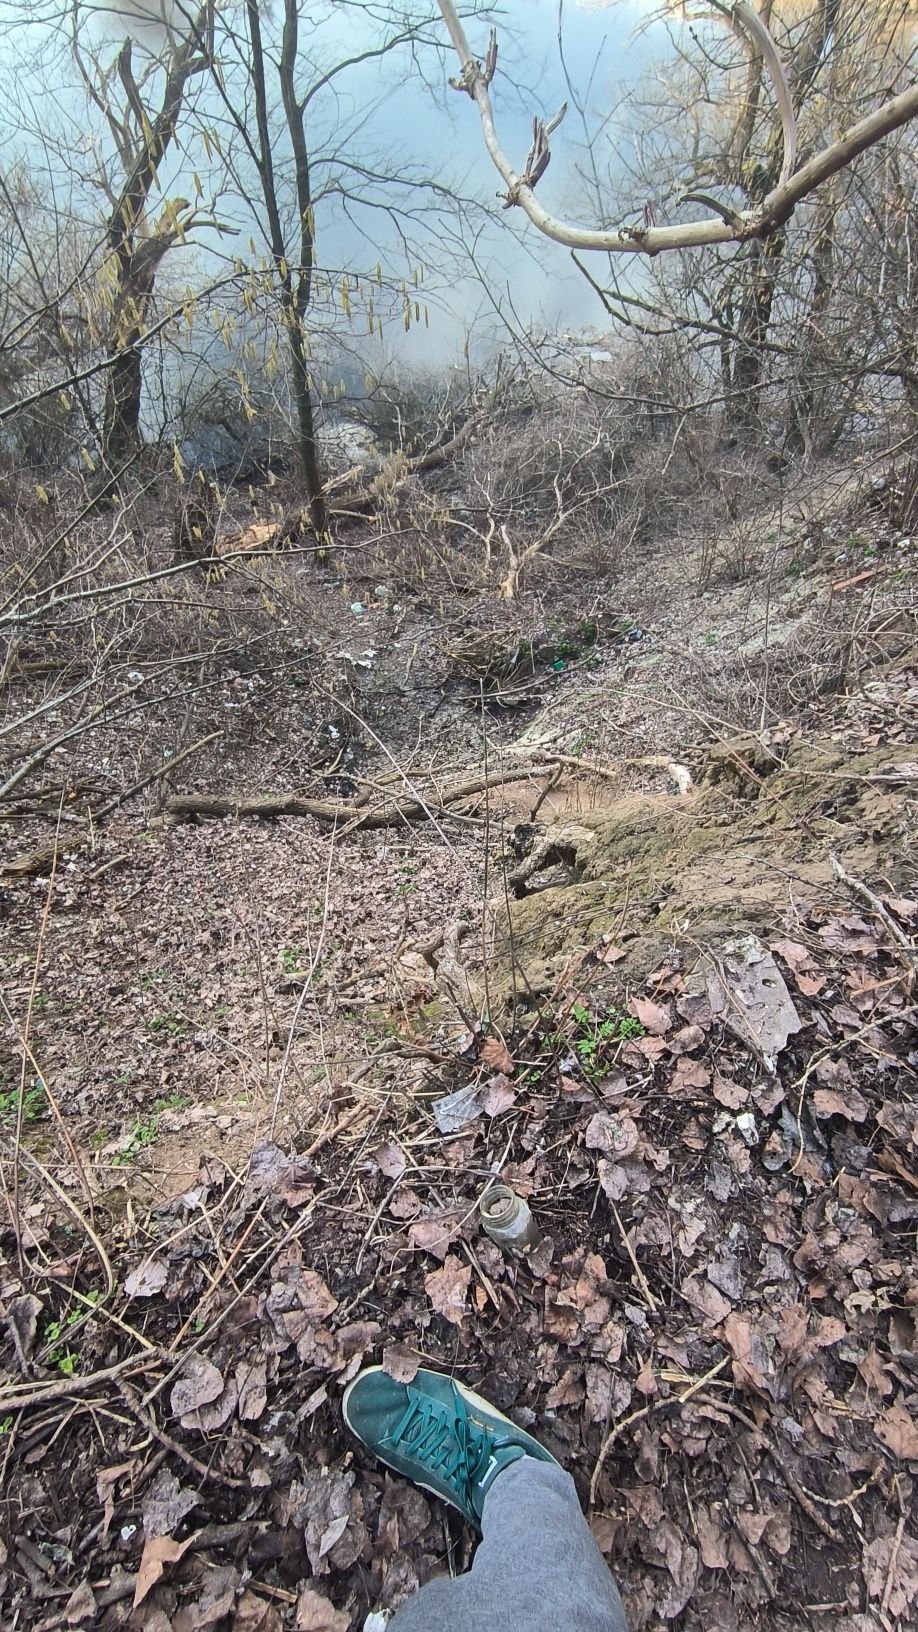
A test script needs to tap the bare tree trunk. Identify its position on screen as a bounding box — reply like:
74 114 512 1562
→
723 0 843 437
245 0 326 536
88 28 209 476
786 204 837 459
289 322 325 528
730 232 786 434
102 342 143 468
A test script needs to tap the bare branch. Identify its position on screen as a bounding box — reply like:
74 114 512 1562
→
434 0 918 254
715 0 797 184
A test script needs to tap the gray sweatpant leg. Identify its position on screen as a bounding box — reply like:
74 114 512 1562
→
388 1458 627 1632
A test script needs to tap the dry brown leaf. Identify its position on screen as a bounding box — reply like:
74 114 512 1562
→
736 1510 771 1546
812 1087 869 1122
863 1534 918 1620
285 1469 362 1576
96 1461 133 1541
480 1073 517 1116
795 970 826 996
142 1468 199 1538
672 1058 712 1091
294 1269 339 1323
669 1024 705 1054
676 1214 705 1256
232 1590 282 1632
389 1187 422 1219
712 1075 747 1109
293 1586 350 1632
590 1514 618 1556
876 1102 918 1146
629 997 672 1035
544 1292 581 1344
124 1258 168 1299
722 1312 769 1396
317 1514 349 1559
585 1112 639 1159
371 1139 407 1179
635 1356 657 1397
63 1581 97 1623
424 1256 471 1326
702 936 802 1067
597 941 626 964
236 1357 268 1422
377 1481 431 1551
480 1035 515 1075
598 1159 639 1202
178 1564 240 1627
574 1254 612 1330
247 1143 314 1207
775 1303 808 1362
856 1346 893 1399
874 1397 918 1460
771 939 812 971
545 1366 585 1409
408 1215 460 1261
170 1355 224 1419
4 1293 42 1371
682 1276 732 1325
141 1600 175 1630
584 1362 612 1425
133 1533 194 1607
813 1315 846 1349
762 1510 792 1557
332 1321 381 1374
694 1504 728 1569
181 1376 238 1433
382 1342 420 1384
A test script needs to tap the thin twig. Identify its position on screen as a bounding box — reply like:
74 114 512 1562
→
589 1355 729 1504
830 853 917 966
0 1353 160 1414
769 1448 843 1544
116 1380 245 1489
608 1198 658 1312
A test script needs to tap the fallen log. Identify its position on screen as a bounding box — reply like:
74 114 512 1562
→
1 836 88 876
215 397 493 555
165 762 561 830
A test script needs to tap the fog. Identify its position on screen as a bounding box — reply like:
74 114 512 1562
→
0 0 667 372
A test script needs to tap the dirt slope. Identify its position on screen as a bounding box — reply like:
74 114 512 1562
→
1 506 916 1631
496 729 916 1010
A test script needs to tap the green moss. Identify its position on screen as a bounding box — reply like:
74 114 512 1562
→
489 735 915 1012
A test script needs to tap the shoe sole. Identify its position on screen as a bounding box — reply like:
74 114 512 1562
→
341 1365 538 1518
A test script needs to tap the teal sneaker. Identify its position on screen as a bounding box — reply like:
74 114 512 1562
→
342 1365 559 1528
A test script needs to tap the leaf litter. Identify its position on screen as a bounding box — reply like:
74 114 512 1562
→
2 657 917 1629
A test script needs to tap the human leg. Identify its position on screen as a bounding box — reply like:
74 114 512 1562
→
343 1366 627 1632
388 1454 626 1632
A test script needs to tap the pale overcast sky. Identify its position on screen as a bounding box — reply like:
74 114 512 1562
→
0 1 668 369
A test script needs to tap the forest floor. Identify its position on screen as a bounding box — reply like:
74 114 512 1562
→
1 463 917 1631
